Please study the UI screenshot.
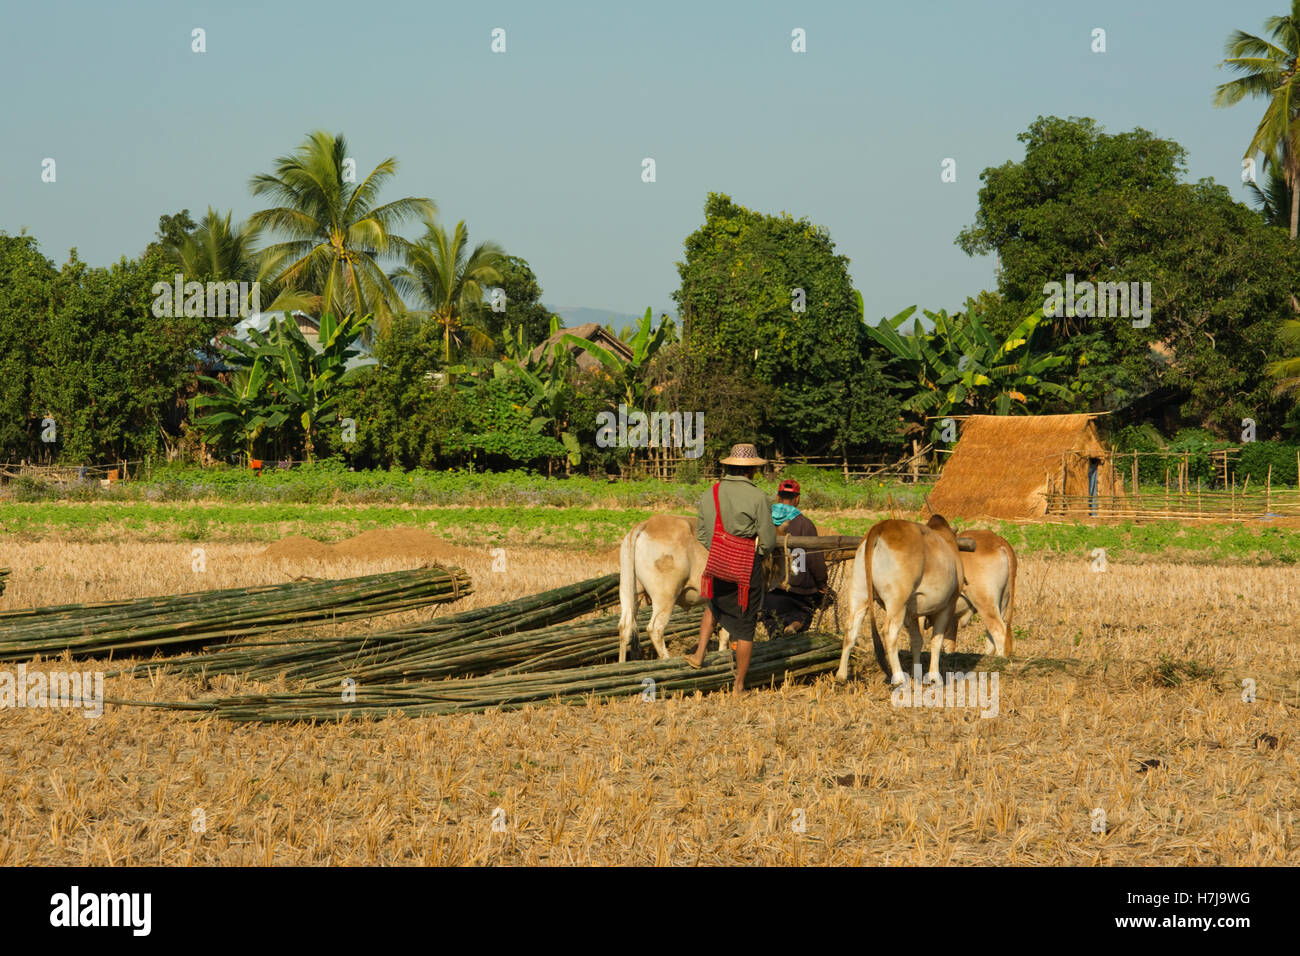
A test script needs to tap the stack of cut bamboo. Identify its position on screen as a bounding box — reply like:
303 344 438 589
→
145 573 620 683
0 565 471 662
120 631 842 721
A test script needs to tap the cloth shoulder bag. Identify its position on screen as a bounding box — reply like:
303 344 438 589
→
701 482 759 609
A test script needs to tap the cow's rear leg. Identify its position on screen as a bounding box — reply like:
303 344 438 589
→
967 590 1007 656
905 614 934 684
927 607 955 683
836 604 867 682
882 605 908 685
647 601 673 660
945 596 973 654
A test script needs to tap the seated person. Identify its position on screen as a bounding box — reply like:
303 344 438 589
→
762 479 827 635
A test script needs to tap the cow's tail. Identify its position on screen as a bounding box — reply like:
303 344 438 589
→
1000 542 1017 656
863 524 889 675
618 524 642 658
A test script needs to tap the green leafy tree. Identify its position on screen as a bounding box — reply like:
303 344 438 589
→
1246 143 1295 229
0 234 56 458
449 376 566 468
464 254 554 349
250 131 434 327
391 219 505 363
1267 318 1300 397
194 312 375 461
263 311 376 460
673 192 891 457
31 248 214 463
145 210 198 260
956 115 1300 435
334 315 463 468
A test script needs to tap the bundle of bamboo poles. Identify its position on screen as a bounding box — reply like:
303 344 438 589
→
118 631 843 722
0 565 472 662
144 573 620 683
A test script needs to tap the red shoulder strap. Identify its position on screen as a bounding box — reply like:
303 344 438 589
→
712 482 724 533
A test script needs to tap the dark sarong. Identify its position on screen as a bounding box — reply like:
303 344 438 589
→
709 558 764 643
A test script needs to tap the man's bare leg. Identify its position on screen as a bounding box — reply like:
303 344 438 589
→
733 638 752 693
685 606 715 668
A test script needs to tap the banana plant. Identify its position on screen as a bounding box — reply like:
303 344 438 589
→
191 348 290 460
259 311 375 461
493 318 582 468
859 292 1074 441
561 307 674 410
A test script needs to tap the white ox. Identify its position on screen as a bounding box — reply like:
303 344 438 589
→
945 529 1017 657
617 515 711 662
836 515 973 686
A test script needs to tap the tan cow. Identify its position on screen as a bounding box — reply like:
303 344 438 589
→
944 529 1017 657
836 515 972 686
618 515 710 662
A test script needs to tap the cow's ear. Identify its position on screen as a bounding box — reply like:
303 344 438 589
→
956 536 977 552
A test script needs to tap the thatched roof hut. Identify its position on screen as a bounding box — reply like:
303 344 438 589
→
924 414 1125 519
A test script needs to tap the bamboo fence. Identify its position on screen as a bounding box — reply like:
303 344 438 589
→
1046 449 1300 519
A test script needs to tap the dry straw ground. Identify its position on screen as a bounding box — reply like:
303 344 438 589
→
1 528 1297 865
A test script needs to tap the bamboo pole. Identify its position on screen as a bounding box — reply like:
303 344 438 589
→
1267 464 1272 513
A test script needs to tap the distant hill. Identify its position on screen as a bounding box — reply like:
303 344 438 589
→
545 305 678 332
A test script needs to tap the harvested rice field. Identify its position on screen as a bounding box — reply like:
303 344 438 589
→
1 519 1296 865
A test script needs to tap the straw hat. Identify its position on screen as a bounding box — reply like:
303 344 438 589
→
719 443 768 466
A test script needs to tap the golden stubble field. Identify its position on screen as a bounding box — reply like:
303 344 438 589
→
1 534 1298 866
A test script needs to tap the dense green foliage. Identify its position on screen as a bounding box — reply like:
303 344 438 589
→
674 192 903 457
864 300 1075 441
5 112 1300 474
957 115 1300 437
0 236 219 463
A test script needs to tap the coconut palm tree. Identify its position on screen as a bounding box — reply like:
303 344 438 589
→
249 131 434 327
390 219 505 363
169 207 315 316
170 207 260 282
1246 145 1294 229
1214 2 1300 239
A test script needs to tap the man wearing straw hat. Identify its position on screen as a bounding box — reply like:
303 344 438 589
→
684 443 776 692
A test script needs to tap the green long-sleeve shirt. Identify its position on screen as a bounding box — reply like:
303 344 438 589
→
696 475 778 556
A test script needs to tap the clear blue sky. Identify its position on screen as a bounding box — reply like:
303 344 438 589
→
0 0 1284 325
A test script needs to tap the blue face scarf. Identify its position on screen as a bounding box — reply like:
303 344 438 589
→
771 502 802 526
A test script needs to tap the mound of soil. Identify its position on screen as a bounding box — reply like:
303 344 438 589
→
260 536 336 562
331 527 479 564
260 527 480 565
